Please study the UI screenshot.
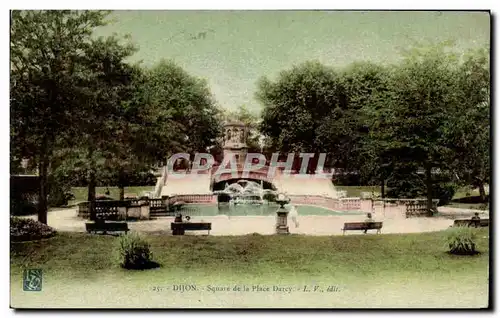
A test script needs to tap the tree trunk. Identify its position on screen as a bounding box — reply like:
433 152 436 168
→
425 164 433 216
87 172 96 221
380 178 385 199
478 183 487 202
118 170 126 200
119 185 125 201
87 147 97 221
37 153 49 225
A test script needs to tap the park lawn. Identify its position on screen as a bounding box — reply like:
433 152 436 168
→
335 186 379 198
11 229 489 282
69 186 154 205
10 230 490 308
445 202 489 210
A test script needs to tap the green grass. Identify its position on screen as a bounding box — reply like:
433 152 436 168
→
10 230 490 308
453 186 489 200
11 229 489 281
69 186 154 205
335 186 379 198
445 202 489 210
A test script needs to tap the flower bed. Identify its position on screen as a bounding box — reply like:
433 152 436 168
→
10 217 56 242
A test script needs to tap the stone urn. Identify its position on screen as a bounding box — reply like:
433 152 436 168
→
275 193 290 234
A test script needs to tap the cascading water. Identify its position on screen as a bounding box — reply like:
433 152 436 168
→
216 180 275 205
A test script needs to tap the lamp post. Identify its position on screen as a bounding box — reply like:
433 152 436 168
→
275 193 290 234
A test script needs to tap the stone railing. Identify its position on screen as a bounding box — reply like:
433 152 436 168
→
286 195 436 214
339 197 362 210
169 194 217 204
288 195 362 211
368 198 439 218
403 199 439 217
78 199 151 220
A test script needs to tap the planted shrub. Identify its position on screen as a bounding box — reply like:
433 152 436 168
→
432 182 457 206
115 233 156 269
446 226 479 255
10 217 56 242
10 196 38 216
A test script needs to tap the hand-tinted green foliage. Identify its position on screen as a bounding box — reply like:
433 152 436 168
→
256 41 489 206
446 226 479 255
143 59 222 157
257 61 346 154
115 232 156 269
387 175 457 206
446 48 490 201
10 216 57 241
11 10 113 223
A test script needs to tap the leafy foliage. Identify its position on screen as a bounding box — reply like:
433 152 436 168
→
447 48 490 201
446 226 479 255
256 41 489 208
10 10 114 223
115 233 156 269
10 217 56 242
257 61 345 154
142 59 222 157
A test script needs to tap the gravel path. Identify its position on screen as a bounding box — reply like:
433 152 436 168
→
26 205 487 236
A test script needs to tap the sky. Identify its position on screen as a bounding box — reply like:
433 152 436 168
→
94 11 490 113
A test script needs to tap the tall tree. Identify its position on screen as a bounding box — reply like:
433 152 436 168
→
257 61 346 154
324 61 392 191
378 42 461 213
142 60 222 161
76 36 139 207
448 47 490 201
10 10 110 224
256 61 346 171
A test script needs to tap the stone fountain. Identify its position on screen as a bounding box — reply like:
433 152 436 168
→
222 180 265 205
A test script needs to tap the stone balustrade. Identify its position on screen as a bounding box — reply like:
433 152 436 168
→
78 198 150 220
169 194 217 204
288 195 362 211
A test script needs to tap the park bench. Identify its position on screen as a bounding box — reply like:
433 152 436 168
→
341 222 383 235
86 221 129 234
453 219 489 228
171 222 212 235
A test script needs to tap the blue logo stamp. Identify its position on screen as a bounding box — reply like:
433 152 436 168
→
23 269 42 292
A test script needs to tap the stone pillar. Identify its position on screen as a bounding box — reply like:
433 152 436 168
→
118 206 127 220
161 195 169 211
276 210 289 234
140 199 150 220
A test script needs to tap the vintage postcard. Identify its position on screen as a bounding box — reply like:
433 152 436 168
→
10 10 491 309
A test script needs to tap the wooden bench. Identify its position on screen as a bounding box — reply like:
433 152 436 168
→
342 222 383 235
171 222 211 235
453 219 489 228
86 221 129 234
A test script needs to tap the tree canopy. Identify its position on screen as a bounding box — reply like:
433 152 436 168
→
256 42 490 209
